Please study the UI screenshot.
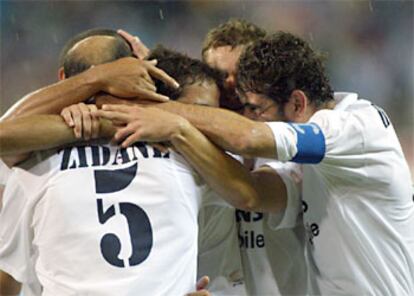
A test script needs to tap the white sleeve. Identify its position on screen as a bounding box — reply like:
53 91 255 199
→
0 159 11 186
258 161 303 230
0 171 36 284
265 121 326 164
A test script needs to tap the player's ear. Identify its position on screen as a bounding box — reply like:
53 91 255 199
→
285 89 309 122
58 67 65 81
284 90 308 122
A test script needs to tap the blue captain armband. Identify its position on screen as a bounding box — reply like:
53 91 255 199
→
289 123 325 164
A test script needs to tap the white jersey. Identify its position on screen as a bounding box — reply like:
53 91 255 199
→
198 194 246 295
0 143 205 295
0 158 11 213
198 158 307 296
266 92 414 295
236 159 307 296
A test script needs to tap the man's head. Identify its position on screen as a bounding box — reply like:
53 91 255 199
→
237 32 334 122
58 28 133 79
202 19 266 111
147 46 222 107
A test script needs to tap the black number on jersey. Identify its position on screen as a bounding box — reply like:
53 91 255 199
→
94 162 153 268
372 104 390 128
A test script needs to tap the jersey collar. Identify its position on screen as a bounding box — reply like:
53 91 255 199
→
333 92 358 111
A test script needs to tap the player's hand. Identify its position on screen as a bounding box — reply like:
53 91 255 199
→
94 104 189 147
118 29 149 60
61 103 100 140
93 57 179 102
185 276 211 296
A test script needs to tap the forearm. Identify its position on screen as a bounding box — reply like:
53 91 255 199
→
0 115 115 156
170 120 260 211
0 271 21 296
2 68 100 120
158 102 277 159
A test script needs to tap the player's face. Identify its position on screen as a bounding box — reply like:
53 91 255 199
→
178 80 220 107
204 45 244 111
239 91 287 122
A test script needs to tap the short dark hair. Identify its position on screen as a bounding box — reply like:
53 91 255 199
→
237 32 334 107
60 28 132 78
147 45 224 100
202 19 266 60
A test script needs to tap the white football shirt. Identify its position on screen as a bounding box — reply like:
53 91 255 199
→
266 92 414 295
0 143 205 295
236 159 307 296
198 158 307 296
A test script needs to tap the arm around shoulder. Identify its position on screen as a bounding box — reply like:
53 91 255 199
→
158 102 278 159
170 118 284 213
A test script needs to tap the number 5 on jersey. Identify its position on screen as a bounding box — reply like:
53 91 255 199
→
94 162 153 268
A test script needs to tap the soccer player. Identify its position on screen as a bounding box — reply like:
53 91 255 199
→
0 31 250 295
198 20 307 295
0 28 181 296
96 21 307 295
0 29 141 296
97 32 414 295
201 19 265 113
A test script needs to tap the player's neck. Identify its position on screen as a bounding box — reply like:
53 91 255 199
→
301 100 336 123
324 100 336 110
312 100 336 113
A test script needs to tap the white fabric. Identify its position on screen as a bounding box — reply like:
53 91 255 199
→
265 123 298 162
0 158 11 186
198 193 247 295
198 158 307 296
237 159 306 296
0 143 205 296
1 158 40 295
266 92 414 295
238 210 281 296
263 161 303 230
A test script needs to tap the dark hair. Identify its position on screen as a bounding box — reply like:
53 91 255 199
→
202 19 266 60
60 28 132 78
237 32 334 107
147 45 224 100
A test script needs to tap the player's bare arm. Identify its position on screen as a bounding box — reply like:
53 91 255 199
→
2 57 178 121
0 115 115 157
169 115 286 213
96 105 286 213
98 102 277 159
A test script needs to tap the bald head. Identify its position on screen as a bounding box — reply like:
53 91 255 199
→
61 29 132 78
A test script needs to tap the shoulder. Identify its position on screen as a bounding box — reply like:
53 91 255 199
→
309 108 365 150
